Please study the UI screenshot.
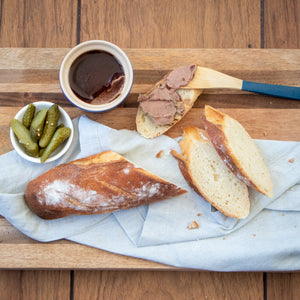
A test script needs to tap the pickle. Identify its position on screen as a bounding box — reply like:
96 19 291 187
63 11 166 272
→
40 127 71 163
39 104 60 148
30 107 48 142
39 147 46 156
56 123 65 130
10 119 39 157
22 103 36 128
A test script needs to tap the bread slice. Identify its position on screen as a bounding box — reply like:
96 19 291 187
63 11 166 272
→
136 80 202 139
203 105 274 198
24 151 187 219
171 127 250 219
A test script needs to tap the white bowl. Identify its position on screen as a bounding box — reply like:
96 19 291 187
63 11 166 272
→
59 40 134 112
10 101 74 163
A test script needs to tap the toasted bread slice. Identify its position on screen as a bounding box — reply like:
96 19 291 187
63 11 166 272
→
203 105 274 198
171 127 250 219
136 80 202 139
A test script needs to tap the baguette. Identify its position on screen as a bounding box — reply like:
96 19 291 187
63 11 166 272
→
203 105 274 198
24 151 187 220
171 127 250 219
136 66 202 138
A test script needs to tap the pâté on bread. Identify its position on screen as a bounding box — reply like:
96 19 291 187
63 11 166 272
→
24 151 187 220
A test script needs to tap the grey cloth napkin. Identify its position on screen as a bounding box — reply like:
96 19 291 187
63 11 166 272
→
0 116 300 271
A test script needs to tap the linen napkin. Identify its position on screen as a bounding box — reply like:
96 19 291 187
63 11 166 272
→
0 118 108 241
0 116 300 271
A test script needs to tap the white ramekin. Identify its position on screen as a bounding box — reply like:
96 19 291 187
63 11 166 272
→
59 40 134 112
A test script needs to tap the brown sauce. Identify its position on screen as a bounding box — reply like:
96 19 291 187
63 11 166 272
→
69 50 124 103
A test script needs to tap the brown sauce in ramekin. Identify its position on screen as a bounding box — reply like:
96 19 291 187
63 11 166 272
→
69 50 125 104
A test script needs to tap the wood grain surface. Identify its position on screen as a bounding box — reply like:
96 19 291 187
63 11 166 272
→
0 0 78 48
266 273 300 300
80 0 261 48
73 271 263 299
0 1 299 300
0 270 70 300
264 0 300 48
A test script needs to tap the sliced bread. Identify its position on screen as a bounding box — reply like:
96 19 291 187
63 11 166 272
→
136 79 202 139
171 126 250 219
203 105 274 198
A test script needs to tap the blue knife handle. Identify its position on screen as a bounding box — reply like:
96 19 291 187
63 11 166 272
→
242 81 300 100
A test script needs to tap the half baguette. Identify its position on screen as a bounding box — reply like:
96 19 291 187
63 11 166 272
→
171 127 250 219
25 151 187 219
136 79 202 139
203 105 274 198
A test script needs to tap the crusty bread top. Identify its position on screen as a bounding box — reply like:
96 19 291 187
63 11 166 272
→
172 127 250 219
203 105 274 198
24 151 187 219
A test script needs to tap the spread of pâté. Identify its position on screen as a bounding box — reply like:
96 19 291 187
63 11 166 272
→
138 65 196 125
69 50 125 105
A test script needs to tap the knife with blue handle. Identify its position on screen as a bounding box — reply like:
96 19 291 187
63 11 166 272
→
182 66 300 100
242 81 300 100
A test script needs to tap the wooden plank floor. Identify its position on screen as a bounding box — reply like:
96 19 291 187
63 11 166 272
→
0 0 299 299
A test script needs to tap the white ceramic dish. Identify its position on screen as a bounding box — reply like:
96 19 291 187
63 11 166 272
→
59 40 134 112
10 101 74 163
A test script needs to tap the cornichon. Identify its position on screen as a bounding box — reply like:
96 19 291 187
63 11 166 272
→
39 104 60 148
10 119 39 157
30 107 48 142
56 123 64 130
40 127 71 163
39 147 46 157
22 103 36 129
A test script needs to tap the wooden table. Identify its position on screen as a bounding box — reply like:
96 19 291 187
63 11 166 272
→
0 1 299 299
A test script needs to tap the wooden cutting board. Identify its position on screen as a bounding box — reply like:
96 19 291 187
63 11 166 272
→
0 48 299 269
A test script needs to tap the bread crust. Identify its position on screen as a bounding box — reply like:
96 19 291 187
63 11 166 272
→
171 127 249 219
171 150 204 198
24 151 187 219
204 105 273 197
203 118 254 187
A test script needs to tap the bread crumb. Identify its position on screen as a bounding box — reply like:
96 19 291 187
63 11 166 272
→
197 213 201 216
282 213 285 216
156 150 164 158
253 234 256 237
288 158 295 163
263 131 267 136
187 221 199 229
222 237 226 240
